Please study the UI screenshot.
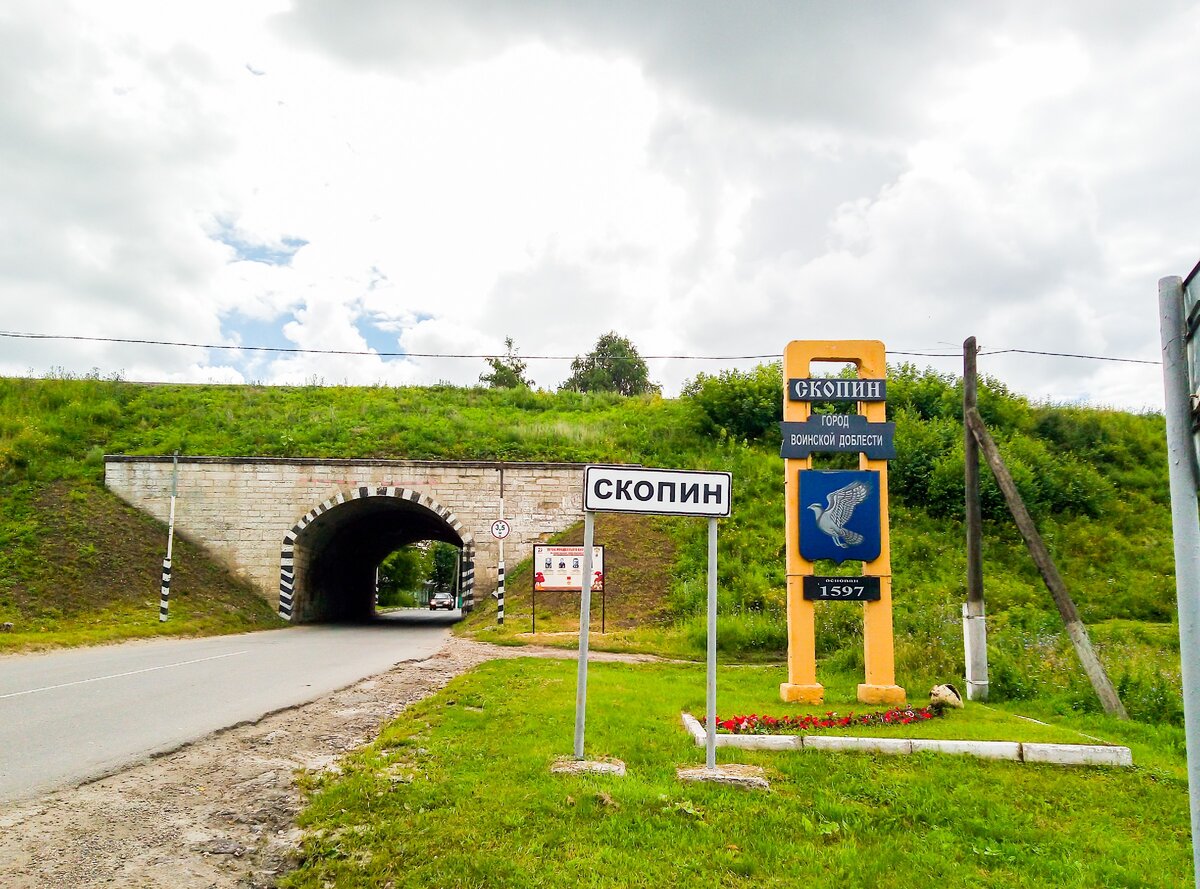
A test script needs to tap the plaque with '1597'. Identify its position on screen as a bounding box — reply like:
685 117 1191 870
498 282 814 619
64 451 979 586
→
802 576 881 601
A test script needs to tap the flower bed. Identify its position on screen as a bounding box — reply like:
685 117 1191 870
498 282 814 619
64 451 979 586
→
707 705 944 735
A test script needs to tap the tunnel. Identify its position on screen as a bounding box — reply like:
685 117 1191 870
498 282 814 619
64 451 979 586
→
279 488 475 622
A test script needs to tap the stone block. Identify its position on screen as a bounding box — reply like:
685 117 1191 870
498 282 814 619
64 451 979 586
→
1021 743 1133 767
910 739 1020 760
802 736 913 755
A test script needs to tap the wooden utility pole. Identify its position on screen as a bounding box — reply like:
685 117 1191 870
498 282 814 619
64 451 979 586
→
962 338 988 700
965 408 1128 719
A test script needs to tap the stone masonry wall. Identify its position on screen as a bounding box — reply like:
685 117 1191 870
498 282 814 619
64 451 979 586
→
104 457 591 604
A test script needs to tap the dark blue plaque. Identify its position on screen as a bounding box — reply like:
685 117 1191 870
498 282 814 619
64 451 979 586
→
788 378 886 402
799 470 882 564
780 414 896 460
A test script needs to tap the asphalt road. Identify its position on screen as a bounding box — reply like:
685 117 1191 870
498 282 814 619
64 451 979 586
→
0 610 458 803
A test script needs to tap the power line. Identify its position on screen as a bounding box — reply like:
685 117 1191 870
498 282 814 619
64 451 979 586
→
982 347 1160 366
0 329 1161 365
0 330 767 360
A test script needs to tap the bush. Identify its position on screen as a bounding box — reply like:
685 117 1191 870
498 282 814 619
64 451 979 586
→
682 363 782 441
377 587 418 608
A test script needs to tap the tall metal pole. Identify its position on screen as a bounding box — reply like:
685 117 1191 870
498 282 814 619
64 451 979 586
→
573 510 595 760
963 337 988 700
705 516 718 770
159 452 179 622
1158 275 1200 886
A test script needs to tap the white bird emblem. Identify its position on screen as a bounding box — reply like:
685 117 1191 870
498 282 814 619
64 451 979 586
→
807 480 870 548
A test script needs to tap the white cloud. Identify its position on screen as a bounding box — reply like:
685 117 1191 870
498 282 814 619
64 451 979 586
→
0 0 1197 409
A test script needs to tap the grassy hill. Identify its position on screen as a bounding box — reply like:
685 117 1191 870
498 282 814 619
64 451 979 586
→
0 368 1182 726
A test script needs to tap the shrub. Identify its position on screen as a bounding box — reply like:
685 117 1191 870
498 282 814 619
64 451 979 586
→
682 362 782 441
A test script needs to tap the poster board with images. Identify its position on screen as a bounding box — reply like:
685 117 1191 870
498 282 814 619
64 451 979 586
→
533 545 604 591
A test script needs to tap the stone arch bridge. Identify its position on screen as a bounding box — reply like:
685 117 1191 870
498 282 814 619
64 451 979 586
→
104 457 594 622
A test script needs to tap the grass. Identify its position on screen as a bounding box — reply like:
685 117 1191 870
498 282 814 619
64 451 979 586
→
0 370 1186 727
281 657 1193 888
0 481 283 652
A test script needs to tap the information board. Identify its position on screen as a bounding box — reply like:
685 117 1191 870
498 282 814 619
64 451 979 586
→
533 545 604 592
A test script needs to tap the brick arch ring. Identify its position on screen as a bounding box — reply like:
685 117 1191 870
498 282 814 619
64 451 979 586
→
278 486 477 620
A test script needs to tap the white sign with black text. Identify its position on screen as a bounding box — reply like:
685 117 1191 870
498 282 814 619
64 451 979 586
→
583 466 732 517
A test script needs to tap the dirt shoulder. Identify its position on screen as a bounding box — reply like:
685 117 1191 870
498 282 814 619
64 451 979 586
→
0 638 656 888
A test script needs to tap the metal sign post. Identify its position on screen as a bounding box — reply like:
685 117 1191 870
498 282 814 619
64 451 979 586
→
705 516 718 770
491 516 509 625
572 465 731 764
1158 273 1200 887
573 509 596 759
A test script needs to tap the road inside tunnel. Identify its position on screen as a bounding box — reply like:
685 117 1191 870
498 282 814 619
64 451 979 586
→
286 489 472 623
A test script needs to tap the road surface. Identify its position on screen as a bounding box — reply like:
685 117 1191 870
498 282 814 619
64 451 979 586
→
0 610 457 803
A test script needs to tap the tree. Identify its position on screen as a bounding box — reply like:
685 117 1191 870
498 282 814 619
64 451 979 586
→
559 332 659 396
479 337 532 389
431 542 459 590
376 545 429 607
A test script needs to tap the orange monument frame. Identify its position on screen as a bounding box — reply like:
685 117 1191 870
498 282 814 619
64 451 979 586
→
780 339 906 705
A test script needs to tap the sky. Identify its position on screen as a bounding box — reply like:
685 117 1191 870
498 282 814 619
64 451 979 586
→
2 0 1198 408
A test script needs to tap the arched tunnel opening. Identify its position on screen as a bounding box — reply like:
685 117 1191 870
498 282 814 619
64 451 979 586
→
283 491 471 623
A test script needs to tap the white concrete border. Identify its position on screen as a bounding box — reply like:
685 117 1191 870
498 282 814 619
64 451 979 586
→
680 712 1132 767
1022 742 1133 767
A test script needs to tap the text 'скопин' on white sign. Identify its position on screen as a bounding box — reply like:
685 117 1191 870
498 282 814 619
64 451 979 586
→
583 466 732 517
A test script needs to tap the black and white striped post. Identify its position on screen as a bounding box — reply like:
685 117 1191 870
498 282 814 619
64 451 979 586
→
159 451 179 622
497 561 505 625
491 513 510 626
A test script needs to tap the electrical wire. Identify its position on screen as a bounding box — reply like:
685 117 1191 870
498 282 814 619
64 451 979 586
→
980 348 1159 366
0 330 1161 365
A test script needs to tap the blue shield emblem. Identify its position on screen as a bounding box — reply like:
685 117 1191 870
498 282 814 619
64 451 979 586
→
799 470 882 564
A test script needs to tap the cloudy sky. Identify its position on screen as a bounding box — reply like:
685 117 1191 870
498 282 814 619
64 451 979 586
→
2 1 1198 407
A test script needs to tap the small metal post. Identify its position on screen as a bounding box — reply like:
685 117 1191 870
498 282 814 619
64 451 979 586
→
453 548 461 608
497 489 505 625
159 451 179 622
573 510 595 760
1158 274 1200 887
705 516 718 770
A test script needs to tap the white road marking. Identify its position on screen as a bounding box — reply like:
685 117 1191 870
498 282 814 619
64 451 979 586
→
0 651 250 700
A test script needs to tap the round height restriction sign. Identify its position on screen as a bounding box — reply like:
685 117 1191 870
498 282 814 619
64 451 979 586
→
490 519 511 540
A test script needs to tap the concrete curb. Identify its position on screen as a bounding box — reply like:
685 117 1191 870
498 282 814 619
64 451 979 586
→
680 713 1133 767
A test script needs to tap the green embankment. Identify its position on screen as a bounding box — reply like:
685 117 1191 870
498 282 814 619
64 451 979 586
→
0 369 1183 730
